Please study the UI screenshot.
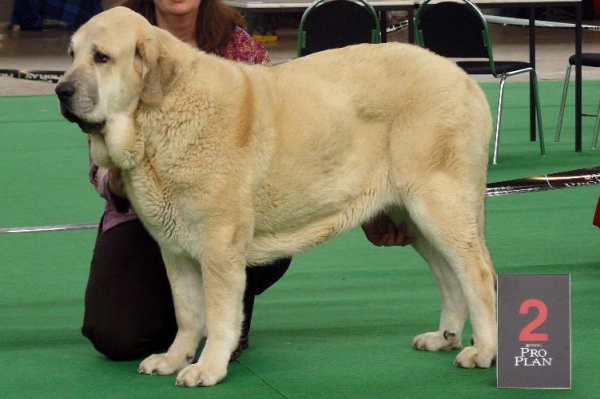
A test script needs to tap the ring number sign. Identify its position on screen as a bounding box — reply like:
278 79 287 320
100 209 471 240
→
519 299 548 342
497 274 571 389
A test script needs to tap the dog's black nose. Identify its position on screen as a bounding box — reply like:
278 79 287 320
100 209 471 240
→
55 82 75 102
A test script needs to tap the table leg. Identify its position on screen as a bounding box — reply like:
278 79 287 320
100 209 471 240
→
379 11 387 42
575 3 582 152
529 7 536 142
408 8 414 43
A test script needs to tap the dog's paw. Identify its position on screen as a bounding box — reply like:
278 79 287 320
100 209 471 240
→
175 363 227 387
454 346 496 368
412 330 462 351
138 353 192 376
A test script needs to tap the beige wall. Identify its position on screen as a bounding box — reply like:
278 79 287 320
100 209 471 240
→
1 0 120 26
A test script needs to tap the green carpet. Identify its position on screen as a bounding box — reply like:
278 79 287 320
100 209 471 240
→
1 82 599 398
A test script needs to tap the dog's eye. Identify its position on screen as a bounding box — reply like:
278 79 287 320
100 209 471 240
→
94 51 110 64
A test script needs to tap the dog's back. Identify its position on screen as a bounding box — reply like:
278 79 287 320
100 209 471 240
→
242 43 492 263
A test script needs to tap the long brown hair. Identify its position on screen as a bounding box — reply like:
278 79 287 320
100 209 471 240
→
115 0 247 54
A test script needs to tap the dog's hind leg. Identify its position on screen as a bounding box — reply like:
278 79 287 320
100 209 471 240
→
411 237 467 352
138 251 206 376
387 205 467 348
403 174 496 368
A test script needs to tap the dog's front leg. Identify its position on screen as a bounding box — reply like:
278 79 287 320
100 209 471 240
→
138 251 205 376
175 247 246 387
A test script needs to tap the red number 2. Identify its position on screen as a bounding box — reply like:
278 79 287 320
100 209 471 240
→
518 299 549 342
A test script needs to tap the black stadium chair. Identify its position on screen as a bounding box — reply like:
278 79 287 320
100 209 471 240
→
415 0 545 164
297 0 380 58
555 53 600 149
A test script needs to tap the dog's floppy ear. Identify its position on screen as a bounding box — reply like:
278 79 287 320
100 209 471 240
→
136 31 178 105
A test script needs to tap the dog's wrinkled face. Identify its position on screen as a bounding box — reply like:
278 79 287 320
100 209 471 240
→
55 8 147 135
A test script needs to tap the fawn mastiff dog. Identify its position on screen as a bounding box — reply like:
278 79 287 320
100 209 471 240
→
56 7 497 387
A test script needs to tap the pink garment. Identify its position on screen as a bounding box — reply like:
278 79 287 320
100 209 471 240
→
90 27 271 232
219 26 272 66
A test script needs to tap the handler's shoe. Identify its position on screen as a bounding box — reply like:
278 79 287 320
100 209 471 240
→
240 334 249 350
229 344 243 362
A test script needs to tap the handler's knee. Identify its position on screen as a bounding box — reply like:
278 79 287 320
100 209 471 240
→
82 323 175 361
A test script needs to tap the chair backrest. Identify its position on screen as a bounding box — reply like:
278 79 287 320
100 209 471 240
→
415 0 494 61
297 0 381 57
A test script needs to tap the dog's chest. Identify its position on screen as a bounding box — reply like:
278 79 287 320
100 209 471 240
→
123 160 188 245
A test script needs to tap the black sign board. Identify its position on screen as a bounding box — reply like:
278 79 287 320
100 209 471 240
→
497 274 571 389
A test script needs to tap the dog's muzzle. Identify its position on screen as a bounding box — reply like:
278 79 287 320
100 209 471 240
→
55 81 105 134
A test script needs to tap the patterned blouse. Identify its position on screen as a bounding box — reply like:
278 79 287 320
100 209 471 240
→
219 26 272 66
90 26 270 232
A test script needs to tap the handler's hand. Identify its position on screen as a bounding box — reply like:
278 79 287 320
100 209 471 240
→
361 213 416 247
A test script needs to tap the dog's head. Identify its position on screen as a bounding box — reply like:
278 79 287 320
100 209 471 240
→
55 6 178 168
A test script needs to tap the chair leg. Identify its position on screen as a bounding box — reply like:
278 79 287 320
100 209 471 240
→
555 64 572 143
531 69 545 157
492 76 507 165
593 97 600 149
